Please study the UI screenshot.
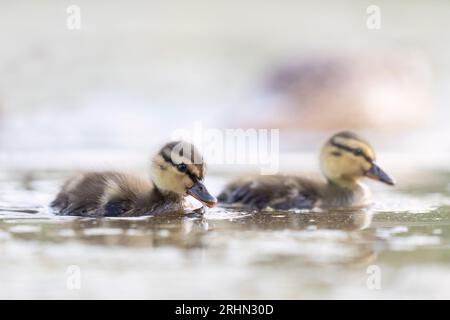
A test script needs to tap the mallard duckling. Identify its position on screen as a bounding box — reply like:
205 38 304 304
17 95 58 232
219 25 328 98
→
51 141 217 216
218 131 394 210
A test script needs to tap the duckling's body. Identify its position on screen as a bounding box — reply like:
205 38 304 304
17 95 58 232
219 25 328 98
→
51 171 183 216
219 131 394 210
51 141 217 217
219 175 318 210
219 174 370 210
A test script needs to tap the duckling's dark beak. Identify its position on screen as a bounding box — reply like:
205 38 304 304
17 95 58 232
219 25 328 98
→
188 181 217 208
366 162 395 186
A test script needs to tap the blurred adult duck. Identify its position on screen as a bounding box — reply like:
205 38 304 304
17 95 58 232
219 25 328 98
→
253 51 433 131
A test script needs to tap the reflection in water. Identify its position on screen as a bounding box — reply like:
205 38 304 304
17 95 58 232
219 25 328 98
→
0 172 449 299
1 207 374 245
0 206 377 265
210 208 374 231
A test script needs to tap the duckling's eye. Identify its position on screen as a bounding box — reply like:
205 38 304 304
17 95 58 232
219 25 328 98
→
353 148 363 156
177 163 188 173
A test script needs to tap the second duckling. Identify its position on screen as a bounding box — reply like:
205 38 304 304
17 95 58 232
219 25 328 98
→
218 131 394 210
51 141 217 217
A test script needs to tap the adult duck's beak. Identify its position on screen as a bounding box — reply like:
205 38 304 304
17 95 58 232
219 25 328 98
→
188 180 217 208
366 162 395 186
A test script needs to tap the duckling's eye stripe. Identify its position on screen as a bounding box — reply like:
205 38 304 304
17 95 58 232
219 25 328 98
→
184 169 199 183
330 139 372 163
161 152 176 166
160 152 200 182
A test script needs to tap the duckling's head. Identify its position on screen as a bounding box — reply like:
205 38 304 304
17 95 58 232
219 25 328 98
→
320 131 395 187
151 141 217 208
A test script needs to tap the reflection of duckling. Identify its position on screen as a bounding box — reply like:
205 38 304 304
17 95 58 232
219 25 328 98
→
218 131 394 210
51 141 217 217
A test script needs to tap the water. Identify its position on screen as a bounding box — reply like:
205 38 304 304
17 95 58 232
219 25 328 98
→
1 0 450 300
0 169 449 299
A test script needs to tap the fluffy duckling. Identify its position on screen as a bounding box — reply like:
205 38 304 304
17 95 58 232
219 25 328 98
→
218 131 394 210
51 141 217 217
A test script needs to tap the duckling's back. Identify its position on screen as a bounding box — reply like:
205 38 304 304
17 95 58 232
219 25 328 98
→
218 175 322 210
51 171 153 216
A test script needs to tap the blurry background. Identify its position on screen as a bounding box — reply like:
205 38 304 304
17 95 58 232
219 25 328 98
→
0 0 449 175
1 0 450 300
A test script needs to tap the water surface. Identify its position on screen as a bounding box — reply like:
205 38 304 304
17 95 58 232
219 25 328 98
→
0 170 449 299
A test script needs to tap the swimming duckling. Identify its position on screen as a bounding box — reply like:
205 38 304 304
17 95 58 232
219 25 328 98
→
51 141 217 217
218 131 394 210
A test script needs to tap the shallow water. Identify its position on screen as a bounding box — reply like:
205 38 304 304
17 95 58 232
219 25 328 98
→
1 0 450 300
0 169 449 299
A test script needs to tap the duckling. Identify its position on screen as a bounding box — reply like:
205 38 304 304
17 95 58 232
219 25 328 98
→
51 141 217 217
218 131 394 210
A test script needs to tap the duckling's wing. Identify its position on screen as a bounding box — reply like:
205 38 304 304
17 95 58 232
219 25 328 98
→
218 175 320 210
95 173 153 216
101 200 134 217
51 172 151 217
51 172 111 216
